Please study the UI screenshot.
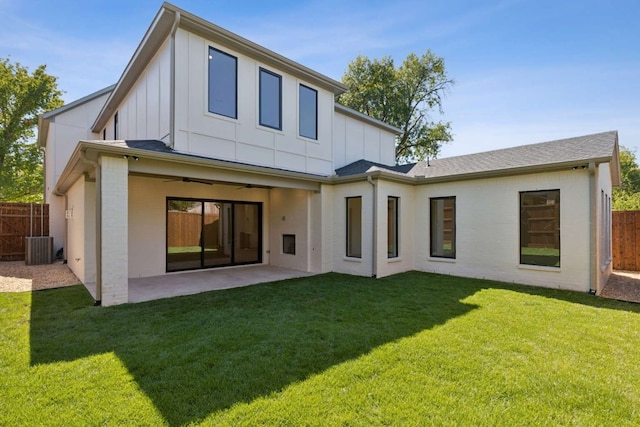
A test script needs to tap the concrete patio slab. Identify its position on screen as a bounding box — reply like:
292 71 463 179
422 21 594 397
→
128 265 314 303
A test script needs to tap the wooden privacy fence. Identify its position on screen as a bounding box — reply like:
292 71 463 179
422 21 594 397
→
0 203 49 260
167 211 218 247
612 210 640 271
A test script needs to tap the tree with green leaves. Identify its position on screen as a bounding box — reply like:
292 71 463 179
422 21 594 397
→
0 58 63 202
613 146 640 210
337 51 454 164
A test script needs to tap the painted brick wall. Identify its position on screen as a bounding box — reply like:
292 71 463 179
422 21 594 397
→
100 156 129 306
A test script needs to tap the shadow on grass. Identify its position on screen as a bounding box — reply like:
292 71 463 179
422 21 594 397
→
29 271 480 426
30 271 639 425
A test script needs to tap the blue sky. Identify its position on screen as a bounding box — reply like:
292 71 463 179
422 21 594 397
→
1 0 638 157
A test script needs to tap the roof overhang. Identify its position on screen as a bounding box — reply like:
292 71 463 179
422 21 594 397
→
54 140 331 195
55 136 621 196
91 2 347 133
333 155 619 186
610 133 621 186
37 85 115 148
419 157 616 185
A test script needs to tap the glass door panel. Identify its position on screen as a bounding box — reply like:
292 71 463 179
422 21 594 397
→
234 203 260 264
203 202 232 267
167 200 203 271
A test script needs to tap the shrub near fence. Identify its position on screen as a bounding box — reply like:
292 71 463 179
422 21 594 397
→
0 203 49 260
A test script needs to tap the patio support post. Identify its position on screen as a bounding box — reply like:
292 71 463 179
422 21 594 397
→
99 155 129 306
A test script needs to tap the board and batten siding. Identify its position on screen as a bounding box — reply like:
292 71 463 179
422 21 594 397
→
173 29 335 175
103 38 171 142
332 112 396 170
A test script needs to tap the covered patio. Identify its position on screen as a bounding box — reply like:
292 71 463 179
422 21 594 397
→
128 264 314 303
55 139 330 306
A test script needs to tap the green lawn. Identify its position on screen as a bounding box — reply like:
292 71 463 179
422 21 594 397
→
1 272 639 426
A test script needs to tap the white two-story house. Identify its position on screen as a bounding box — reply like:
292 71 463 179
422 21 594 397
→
38 2 620 306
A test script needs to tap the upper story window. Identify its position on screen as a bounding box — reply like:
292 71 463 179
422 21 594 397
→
208 47 237 119
299 84 317 140
259 68 282 130
114 111 119 140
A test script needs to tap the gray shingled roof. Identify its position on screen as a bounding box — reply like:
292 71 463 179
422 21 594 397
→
411 131 617 179
336 131 618 179
335 159 415 177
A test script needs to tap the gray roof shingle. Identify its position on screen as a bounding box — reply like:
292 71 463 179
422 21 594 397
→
336 131 618 180
411 130 617 179
334 159 415 177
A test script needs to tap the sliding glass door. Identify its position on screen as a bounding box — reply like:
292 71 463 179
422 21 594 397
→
167 198 262 272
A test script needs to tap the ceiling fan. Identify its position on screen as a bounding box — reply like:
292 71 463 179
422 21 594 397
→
236 183 272 190
163 177 213 185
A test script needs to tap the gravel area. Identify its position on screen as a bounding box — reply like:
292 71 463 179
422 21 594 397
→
601 271 640 304
0 261 80 292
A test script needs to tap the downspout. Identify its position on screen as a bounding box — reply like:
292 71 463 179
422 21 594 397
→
63 194 68 263
588 161 597 295
81 151 102 305
40 146 47 204
367 176 377 278
168 11 180 148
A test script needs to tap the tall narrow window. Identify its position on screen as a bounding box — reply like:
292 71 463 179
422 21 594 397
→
346 197 362 258
208 47 237 118
430 197 456 258
520 190 560 267
113 111 118 140
259 68 282 130
388 196 399 258
299 84 317 139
